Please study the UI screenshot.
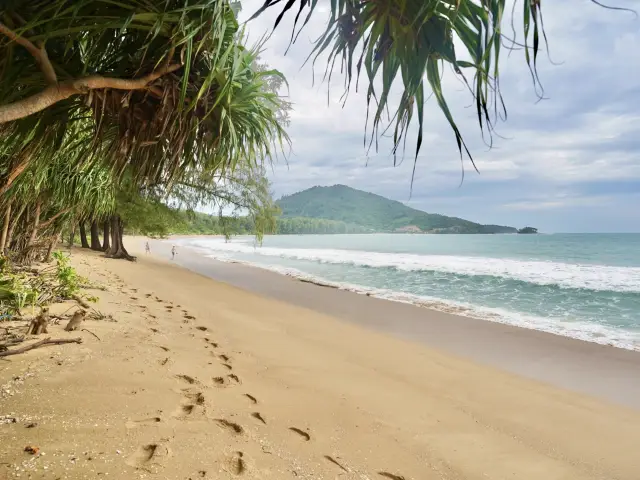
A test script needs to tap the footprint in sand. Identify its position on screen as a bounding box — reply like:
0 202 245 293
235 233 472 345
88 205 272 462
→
126 443 170 468
221 363 233 371
324 456 349 473
125 417 161 429
289 427 311 441
378 473 408 480
157 345 170 352
218 354 231 362
244 394 258 405
183 390 205 406
251 412 266 424
196 326 208 331
212 376 232 387
159 357 170 366
172 404 196 419
175 374 198 385
184 314 195 320
216 419 244 435
225 451 247 476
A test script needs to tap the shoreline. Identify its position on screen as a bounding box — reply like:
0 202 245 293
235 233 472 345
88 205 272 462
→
2 243 640 478
155 236 640 409
170 235 640 352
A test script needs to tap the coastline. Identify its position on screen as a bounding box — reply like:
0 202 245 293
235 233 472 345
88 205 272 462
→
2 241 640 479
160 236 640 409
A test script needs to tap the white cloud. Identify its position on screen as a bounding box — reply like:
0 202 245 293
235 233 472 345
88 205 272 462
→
239 0 640 232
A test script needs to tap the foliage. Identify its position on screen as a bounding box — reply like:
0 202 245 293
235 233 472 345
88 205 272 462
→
0 2 290 263
0 1 289 188
276 217 369 234
0 270 39 313
252 0 628 182
51 251 81 298
517 227 538 234
277 185 517 234
0 251 85 315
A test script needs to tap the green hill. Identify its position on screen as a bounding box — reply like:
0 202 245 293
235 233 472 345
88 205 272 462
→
277 185 517 234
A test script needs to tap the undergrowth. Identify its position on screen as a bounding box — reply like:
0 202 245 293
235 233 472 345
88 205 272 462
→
0 251 87 316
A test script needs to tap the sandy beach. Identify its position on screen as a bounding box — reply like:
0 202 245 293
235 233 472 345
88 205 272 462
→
2 238 640 479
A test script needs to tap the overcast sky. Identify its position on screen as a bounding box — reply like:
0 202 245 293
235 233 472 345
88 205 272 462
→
238 1 640 233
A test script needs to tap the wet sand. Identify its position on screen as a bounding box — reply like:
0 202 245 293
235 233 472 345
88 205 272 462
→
158 237 640 409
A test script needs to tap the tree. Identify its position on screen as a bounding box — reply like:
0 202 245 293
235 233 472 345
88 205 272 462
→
251 0 630 178
0 1 288 262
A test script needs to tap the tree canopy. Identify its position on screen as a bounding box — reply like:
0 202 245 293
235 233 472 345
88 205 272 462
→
0 0 289 262
252 0 632 174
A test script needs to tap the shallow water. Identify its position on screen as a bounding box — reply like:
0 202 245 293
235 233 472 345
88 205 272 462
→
175 233 640 350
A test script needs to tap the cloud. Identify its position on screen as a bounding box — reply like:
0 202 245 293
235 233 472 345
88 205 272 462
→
239 0 640 232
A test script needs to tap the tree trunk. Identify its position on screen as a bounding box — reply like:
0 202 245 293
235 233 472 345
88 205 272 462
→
79 222 90 249
45 232 60 262
102 219 110 251
0 202 11 253
6 203 25 252
27 201 41 247
68 223 76 248
90 220 102 251
105 214 135 261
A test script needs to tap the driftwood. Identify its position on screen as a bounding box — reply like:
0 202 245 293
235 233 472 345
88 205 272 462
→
71 294 91 309
0 337 82 357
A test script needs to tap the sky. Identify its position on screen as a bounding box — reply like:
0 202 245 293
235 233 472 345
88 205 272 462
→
238 1 640 233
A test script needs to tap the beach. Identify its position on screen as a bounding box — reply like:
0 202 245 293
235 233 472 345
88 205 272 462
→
1 238 640 479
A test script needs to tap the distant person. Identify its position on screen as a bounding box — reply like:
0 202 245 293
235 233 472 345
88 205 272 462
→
145 241 151 254
171 245 177 260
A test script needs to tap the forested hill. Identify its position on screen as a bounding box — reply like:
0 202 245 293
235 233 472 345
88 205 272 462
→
277 185 517 234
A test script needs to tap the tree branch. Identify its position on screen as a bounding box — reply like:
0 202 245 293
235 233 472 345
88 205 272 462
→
37 207 72 230
0 63 183 124
0 337 82 357
0 158 30 196
0 22 57 84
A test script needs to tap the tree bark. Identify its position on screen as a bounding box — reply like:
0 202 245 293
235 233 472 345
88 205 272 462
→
90 220 102 251
27 201 41 247
6 203 25 252
44 232 60 262
0 64 183 124
79 222 90 249
105 214 135 261
68 224 76 248
102 219 110 251
0 202 11 253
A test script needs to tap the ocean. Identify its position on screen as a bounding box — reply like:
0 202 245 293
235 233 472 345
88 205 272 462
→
175 233 640 351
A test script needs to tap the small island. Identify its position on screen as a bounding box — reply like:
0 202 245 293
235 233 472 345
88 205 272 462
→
517 227 538 234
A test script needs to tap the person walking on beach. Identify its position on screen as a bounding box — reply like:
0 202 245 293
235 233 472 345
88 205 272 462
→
145 241 151 254
171 245 177 260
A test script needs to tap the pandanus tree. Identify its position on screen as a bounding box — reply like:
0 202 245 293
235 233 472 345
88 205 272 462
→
0 138 116 262
0 0 288 261
252 0 630 179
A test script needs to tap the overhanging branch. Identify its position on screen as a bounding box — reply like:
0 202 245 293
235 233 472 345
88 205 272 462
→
0 21 57 84
0 63 183 124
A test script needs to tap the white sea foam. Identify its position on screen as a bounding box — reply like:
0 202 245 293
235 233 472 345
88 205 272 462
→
180 237 640 293
198 253 640 352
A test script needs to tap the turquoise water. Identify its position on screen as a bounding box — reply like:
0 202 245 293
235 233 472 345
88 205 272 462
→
176 234 640 350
